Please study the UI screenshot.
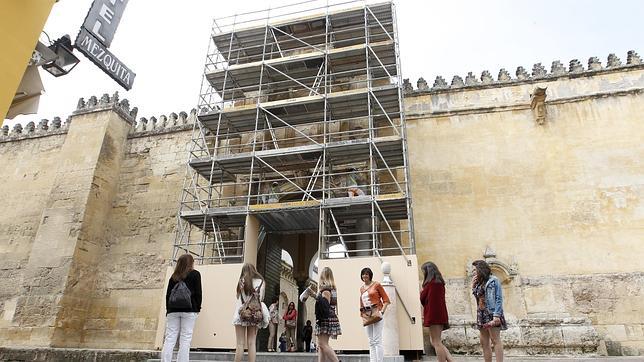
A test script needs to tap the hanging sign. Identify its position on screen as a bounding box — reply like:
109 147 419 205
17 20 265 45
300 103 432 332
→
75 0 136 90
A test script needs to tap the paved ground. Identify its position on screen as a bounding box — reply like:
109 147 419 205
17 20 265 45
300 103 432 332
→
421 357 643 362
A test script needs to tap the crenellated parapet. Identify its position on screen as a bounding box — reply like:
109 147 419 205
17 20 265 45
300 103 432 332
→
404 50 643 95
73 91 138 124
0 116 70 143
129 108 197 137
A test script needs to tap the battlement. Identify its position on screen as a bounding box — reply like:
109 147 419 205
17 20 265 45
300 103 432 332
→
130 109 196 137
0 116 69 143
404 50 643 95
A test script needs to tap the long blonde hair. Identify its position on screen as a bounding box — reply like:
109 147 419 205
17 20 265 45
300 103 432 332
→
318 266 336 289
236 263 264 297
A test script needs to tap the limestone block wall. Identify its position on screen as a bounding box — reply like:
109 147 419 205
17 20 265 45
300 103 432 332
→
81 113 195 349
404 51 644 356
0 124 68 345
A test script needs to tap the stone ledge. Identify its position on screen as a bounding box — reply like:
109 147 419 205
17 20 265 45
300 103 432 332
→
0 347 157 362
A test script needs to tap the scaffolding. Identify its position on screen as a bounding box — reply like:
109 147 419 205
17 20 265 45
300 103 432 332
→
173 0 415 264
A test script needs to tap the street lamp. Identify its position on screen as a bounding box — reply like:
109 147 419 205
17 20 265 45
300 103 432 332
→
42 35 79 77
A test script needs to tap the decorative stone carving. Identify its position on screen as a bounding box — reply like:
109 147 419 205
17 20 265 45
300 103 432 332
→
432 76 448 89
138 117 148 132
73 93 137 124
497 68 511 82
38 119 49 132
607 53 622 67
530 87 547 125
587 57 602 71
52 117 62 129
416 77 429 91
12 123 23 134
169 112 178 126
150 116 157 130
480 70 493 84
64 116 72 128
1 125 9 136
402 78 413 93
129 107 138 120
451 75 464 87
464 72 479 85
99 93 110 105
159 115 168 128
569 59 584 73
516 66 529 80
482 246 519 280
627 50 642 65
551 60 566 75
532 63 547 78
25 122 35 133
179 112 188 125
188 109 197 124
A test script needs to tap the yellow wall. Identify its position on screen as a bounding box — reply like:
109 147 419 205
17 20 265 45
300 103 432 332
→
0 0 55 121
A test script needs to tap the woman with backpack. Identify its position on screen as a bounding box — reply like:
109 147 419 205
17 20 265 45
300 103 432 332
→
282 301 297 350
232 263 267 362
315 266 341 362
359 267 390 362
161 254 202 362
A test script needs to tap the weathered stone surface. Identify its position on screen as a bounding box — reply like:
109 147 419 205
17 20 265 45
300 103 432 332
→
0 347 157 362
406 65 644 355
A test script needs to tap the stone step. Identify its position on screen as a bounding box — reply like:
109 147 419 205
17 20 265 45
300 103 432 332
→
148 351 404 362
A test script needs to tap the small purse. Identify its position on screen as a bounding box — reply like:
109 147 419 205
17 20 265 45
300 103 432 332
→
360 283 383 326
361 307 382 326
285 319 296 328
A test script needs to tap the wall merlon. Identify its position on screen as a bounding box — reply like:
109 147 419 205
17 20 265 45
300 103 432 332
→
73 91 137 124
405 50 644 95
0 116 68 143
129 108 196 138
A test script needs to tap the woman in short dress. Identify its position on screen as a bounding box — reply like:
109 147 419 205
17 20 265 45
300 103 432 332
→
420 261 453 362
232 263 268 362
472 260 507 362
316 266 341 362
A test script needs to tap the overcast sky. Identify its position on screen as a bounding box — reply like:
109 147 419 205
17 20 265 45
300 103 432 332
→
6 0 643 125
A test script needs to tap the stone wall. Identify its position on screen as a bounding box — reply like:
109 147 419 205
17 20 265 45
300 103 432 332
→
0 124 68 345
0 50 642 356
82 120 194 349
404 51 644 356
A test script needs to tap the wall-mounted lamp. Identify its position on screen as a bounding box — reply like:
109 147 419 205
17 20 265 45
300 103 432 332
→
42 35 80 77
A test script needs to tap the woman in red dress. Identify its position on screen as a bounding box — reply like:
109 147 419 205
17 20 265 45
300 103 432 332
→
420 261 454 362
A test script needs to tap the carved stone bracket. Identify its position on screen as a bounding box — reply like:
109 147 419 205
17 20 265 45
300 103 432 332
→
530 87 547 125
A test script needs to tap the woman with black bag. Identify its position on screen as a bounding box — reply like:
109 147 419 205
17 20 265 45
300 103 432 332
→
315 266 341 362
161 254 202 362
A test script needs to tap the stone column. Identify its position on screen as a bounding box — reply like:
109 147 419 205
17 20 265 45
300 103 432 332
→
14 94 136 346
381 262 400 356
243 214 260 265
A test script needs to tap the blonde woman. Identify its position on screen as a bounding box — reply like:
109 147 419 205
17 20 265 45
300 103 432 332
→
315 267 341 362
232 263 267 362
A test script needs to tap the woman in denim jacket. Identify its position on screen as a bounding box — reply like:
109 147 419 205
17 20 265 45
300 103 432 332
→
472 260 507 362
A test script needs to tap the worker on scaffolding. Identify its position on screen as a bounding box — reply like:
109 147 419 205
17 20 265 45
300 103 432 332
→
346 167 366 197
263 181 280 204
